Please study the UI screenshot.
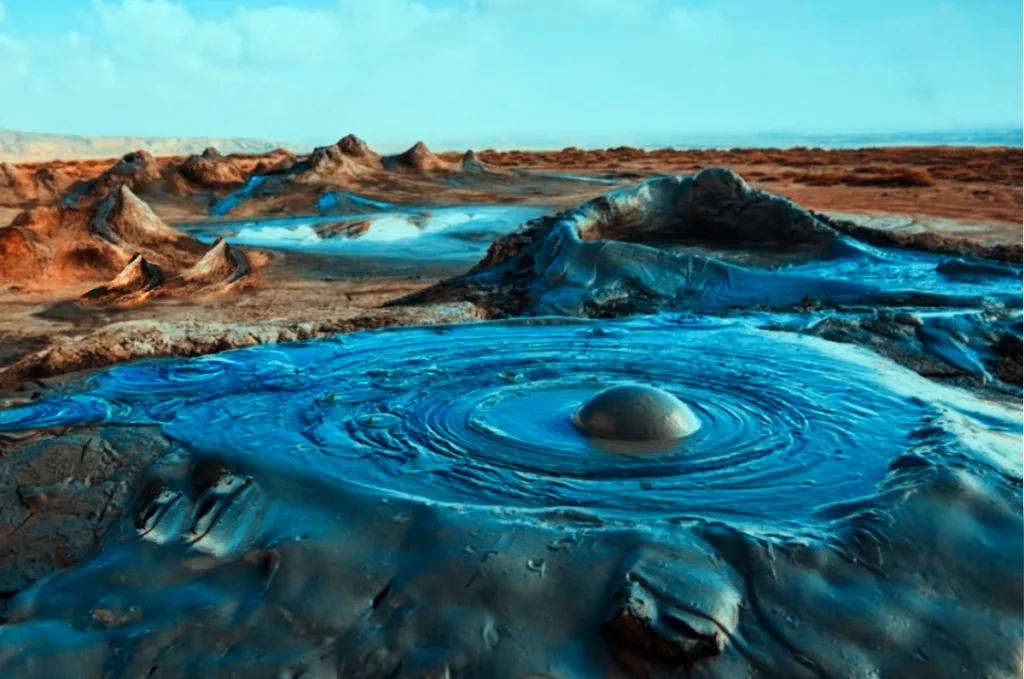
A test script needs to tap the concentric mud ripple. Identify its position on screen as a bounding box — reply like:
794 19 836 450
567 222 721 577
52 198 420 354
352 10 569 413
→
2 316 1013 525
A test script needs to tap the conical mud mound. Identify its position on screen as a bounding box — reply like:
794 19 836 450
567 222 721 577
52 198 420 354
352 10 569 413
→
180 147 245 188
459 150 494 174
335 134 381 166
68 149 166 206
387 141 455 174
80 253 163 304
180 237 251 286
106 252 163 290
0 187 202 284
90 185 189 246
303 145 364 178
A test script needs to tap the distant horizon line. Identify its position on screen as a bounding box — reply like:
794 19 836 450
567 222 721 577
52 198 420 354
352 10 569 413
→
2 125 1021 156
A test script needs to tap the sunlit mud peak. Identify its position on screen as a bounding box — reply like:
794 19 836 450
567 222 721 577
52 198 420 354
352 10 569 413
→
90 184 189 246
386 140 456 174
181 237 251 285
0 185 201 284
80 253 163 304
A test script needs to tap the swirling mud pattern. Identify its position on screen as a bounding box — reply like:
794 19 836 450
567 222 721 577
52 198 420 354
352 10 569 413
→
0 317 1015 525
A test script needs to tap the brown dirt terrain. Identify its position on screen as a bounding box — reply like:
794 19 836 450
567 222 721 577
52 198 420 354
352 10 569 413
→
4 143 1019 225
462 145 1023 226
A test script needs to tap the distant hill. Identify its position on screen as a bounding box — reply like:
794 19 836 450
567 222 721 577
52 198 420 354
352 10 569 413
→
0 128 313 162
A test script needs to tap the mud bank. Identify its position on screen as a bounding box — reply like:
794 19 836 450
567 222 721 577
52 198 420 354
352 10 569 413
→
0 304 483 390
397 169 1019 314
0 317 1020 678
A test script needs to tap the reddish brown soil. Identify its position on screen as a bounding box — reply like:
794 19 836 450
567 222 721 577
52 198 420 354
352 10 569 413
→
3 145 1020 226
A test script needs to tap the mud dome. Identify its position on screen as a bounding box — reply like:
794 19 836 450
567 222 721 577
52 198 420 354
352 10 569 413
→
573 384 702 449
4 316 1017 522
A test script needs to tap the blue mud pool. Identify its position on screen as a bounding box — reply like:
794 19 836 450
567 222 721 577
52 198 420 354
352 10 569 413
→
1 316 1018 526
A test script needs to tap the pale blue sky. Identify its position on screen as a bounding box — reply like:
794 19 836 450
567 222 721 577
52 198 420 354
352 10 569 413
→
0 0 1020 147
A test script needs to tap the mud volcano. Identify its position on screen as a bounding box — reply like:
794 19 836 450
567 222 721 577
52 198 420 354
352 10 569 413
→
0 169 1021 677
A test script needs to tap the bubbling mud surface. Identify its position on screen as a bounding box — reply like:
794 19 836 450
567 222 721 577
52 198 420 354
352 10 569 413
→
573 384 702 450
1 317 1017 526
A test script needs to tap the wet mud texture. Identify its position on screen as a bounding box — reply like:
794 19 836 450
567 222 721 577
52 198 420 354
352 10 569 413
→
0 317 1021 678
772 310 1023 396
0 425 173 601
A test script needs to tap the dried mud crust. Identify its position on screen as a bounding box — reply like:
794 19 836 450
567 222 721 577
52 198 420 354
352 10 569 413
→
0 425 173 601
0 304 484 390
815 211 1023 263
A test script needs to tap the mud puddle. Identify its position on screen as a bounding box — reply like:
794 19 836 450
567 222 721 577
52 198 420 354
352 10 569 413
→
177 204 550 263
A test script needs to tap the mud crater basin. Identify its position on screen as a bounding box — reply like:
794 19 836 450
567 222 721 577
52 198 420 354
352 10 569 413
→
1 315 1017 525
